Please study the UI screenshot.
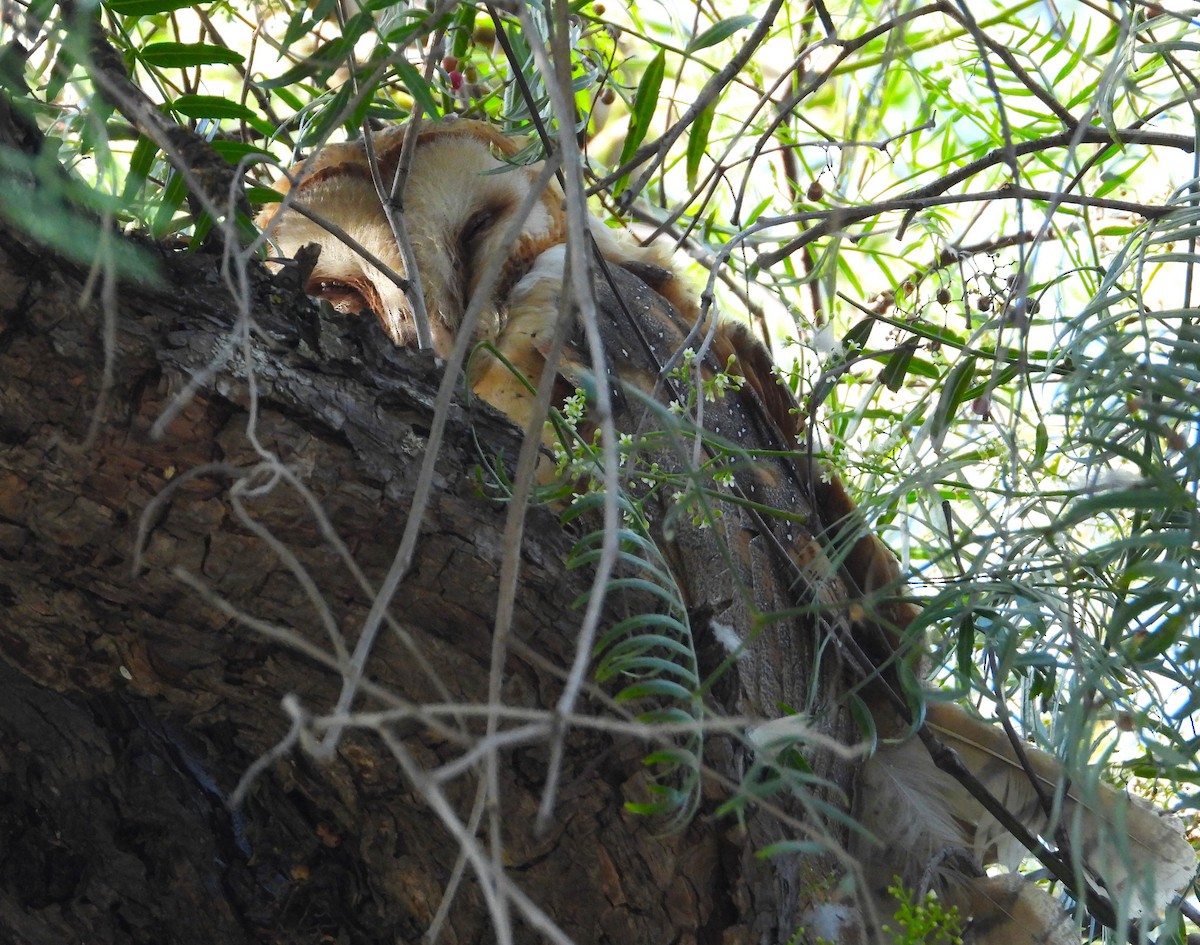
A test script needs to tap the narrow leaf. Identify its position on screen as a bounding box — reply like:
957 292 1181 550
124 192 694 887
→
1065 484 1182 524
616 679 693 702
209 141 273 165
931 356 977 450
172 95 257 122
393 59 440 118
1033 421 1048 465
141 42 244 68
247 186 282 207
121 135 157 204
847 694 877 753
686 15 757 52
686 101 714 191
878 339 918 392
755 840 829 858
106 0 199 15
843 316 875 353
615 49 665 193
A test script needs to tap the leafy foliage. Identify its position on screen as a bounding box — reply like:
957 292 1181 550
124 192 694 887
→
882 879 963 945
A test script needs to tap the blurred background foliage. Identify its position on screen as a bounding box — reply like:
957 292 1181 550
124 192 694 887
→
3 0 1199 890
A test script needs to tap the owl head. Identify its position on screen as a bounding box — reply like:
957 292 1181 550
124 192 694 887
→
256 120 568 356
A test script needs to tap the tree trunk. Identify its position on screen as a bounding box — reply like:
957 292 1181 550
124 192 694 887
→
0 102 858 945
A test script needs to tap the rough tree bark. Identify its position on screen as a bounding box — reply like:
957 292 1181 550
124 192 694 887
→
0 102 859 945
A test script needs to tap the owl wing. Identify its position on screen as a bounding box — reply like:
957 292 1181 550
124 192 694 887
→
488 223 1197 938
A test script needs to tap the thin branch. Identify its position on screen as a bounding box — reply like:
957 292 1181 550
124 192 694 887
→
757 174 1189 269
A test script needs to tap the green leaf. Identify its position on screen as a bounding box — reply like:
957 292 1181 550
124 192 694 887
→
1065 484 1182 524
393 58 441 118
847 694 877 753
0 149 162 284
614 48 665 194
121 135 157 205
151 166 188 237
1131 615 1184 663
755 840 829 858
642 748 699 768
955 611 976 689
171 95 257 122
209 141 273 165
141 42 245 68
302 85 354 148
247 186 282 207
106 0 201 15
1013 651 1059 668
1052 33 1087 87
931 356 977 449
449 4 475 57
843 317 875 352
606 655 697 682
597 620 694 655
281 3 316 48
1094 224 1137 236
615 679 693 702
729 200 766 231
273 87 304 112
639 708 696 728
878 340 918 392
573 576 682 610
1033 421 1048 466
624 800 671 816
1107 589 1176 648
686 15 757 52
686 101 714 191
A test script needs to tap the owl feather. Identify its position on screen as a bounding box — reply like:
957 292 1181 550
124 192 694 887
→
256 118 1197 943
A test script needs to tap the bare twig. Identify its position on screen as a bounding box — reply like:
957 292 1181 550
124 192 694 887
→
757 174 1189 269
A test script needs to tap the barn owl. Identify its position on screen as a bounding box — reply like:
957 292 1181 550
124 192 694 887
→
257 119 1195 943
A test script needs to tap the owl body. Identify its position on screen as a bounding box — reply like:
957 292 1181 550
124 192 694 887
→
259 121 700 432
261 122 562 354
257 119 1195 944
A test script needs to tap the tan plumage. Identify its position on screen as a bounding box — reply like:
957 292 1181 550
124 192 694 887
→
859 702 1194 940
257 119 1196 942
